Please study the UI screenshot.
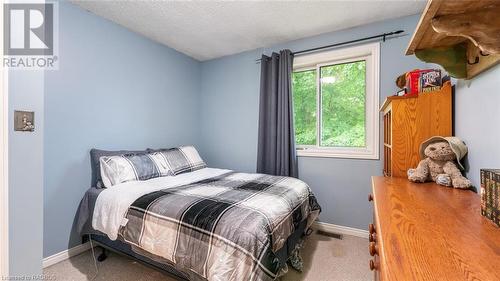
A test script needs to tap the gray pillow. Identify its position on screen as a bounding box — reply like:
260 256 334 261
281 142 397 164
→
100 153 173 188
90 148 145 188
156 146 206 176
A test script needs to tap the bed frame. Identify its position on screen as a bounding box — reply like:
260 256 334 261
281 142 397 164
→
83 219 308 280
85 234 190 280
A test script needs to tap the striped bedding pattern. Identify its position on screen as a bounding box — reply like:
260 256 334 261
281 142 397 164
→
119 171 321 281
100 146 206 188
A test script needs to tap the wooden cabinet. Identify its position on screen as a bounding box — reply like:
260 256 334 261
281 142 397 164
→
369 177 500 281
380 81 452 177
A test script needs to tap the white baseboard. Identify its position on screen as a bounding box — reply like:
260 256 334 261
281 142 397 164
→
313 221 369 239
43 242 93 268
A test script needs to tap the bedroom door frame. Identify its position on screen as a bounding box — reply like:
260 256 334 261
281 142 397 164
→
0 0 9 277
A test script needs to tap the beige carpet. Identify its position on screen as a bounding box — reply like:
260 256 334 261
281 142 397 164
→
44 232 372 281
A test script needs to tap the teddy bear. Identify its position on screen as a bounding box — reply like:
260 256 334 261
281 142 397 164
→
407 136 472 189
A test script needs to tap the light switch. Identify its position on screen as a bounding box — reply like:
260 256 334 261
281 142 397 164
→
14 110 35 132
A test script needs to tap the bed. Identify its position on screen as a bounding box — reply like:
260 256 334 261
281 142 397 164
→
76 148 321 281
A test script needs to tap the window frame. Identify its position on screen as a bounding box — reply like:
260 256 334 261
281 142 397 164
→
292 42 380 160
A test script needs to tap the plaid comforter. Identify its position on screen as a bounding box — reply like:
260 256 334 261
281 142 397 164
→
119 172 321 281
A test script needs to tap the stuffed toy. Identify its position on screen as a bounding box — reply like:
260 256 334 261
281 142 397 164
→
408 136 472 189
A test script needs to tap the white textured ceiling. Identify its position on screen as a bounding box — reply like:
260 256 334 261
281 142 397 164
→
71 1 426 61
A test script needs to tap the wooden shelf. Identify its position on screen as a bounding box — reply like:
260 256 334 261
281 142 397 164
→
406 0 500 79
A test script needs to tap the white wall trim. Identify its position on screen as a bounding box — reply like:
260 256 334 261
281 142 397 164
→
42 243 93 268
313 221 369 239
0 0 9 276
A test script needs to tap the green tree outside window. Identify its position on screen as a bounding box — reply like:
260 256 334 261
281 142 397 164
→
292 60 366 148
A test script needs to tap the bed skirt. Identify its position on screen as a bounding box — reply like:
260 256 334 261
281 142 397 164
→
82 219 308 281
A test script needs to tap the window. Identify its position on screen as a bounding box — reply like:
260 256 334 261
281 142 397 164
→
292 43 379 159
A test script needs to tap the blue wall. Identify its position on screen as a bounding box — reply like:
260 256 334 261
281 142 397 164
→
454 66 500 187
199 15 427 230
199 50 261 172
9 70 44 275
43 2 201 257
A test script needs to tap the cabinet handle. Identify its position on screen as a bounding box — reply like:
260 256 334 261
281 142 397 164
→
369 259 377 271
369 242 378 256
369 233 376 242
368 194 373 201
369 223 376 234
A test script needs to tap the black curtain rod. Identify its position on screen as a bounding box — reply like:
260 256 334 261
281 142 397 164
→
256 29 404 62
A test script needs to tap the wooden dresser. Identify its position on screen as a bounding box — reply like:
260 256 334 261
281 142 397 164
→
369 176 500 281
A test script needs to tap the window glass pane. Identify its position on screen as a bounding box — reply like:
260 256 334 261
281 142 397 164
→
292 70 317 145
320 60 366 147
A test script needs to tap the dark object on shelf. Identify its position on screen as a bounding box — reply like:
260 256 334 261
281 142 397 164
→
405 70 422 97
441 74 451 84
396 88 406 97
403 69 442 96
420 69 442 93
481 169 500 227
396 74 406 89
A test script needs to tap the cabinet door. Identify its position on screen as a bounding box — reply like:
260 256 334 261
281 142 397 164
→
390 83 452 177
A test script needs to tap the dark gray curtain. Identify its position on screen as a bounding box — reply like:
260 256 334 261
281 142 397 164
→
256 49 298 177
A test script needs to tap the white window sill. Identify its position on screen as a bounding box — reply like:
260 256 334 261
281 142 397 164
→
296 149 379 160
